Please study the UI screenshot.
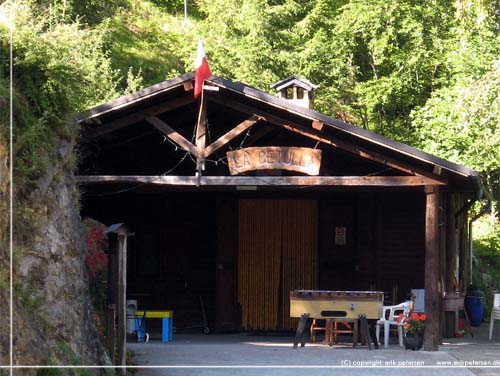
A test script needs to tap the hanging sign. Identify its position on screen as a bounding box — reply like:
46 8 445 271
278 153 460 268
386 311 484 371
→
334 227 347 245
227 146 322 176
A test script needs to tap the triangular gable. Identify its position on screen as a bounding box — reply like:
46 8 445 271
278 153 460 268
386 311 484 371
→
77 73 479 191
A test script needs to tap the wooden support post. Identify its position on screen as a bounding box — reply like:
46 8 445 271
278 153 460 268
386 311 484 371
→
117 233 127 374
424 186 441 351
107 304 116 365
105 224 129 374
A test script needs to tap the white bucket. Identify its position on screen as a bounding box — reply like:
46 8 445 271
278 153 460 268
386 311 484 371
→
126 299 138 334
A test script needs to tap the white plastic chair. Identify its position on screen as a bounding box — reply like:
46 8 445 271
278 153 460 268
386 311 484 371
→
376 301 412 348
489 293 500 340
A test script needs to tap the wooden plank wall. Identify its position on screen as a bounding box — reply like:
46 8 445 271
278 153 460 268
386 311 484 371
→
215 197 237 332
238 199 317 331
375 192 426 302
317 198 358 291
316 191 426 303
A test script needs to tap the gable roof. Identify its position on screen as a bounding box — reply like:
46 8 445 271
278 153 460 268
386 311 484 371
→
77 72 480 190
270 75 319 92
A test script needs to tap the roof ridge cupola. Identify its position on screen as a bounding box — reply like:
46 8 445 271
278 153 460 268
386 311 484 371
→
271 75 318 109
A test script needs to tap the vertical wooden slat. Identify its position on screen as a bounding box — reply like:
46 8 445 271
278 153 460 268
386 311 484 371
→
281 200 318 330
238 199 317 331
238 199 282 330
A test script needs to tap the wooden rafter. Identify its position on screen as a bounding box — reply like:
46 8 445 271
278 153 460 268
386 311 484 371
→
204 115 261 157
145 116 199 157
76 175 445 187
83 96 195 139
207 94 448 185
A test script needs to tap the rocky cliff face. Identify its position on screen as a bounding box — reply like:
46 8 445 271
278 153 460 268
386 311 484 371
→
0 134 110 369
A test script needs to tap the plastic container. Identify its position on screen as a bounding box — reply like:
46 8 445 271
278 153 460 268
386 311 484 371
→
465 288 484 327
126 299 138 334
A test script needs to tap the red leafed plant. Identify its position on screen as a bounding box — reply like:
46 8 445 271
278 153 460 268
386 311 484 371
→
83 218 109 344
83 218 108 278
404 313 427 333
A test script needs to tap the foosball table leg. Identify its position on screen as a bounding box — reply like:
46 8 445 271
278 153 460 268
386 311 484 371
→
293 313 310 349
358 314 378 350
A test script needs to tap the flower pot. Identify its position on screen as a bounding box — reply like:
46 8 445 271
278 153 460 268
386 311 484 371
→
404 332 423 350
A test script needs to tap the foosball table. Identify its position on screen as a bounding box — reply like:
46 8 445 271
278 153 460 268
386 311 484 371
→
290 290 384 349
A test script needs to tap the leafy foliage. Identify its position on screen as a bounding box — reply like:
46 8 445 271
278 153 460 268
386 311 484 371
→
105 0 193 87
2 0 500 362
472 224 500 316
0 0 122 203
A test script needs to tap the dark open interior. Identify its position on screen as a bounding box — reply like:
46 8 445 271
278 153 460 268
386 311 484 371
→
81 188 425 333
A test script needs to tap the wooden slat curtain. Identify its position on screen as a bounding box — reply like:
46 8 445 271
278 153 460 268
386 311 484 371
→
238 199 317 331
281 200 317 330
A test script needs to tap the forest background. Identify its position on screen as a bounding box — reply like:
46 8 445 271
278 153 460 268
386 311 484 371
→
0 0 499 368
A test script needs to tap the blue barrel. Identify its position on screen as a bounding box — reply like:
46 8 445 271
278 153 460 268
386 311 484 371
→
465 296 484 326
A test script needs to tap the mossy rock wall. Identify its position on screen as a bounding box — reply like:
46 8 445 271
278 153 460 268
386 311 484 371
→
0 133 110 369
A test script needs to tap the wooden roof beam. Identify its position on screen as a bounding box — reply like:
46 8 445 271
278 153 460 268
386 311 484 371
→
146 116 199 157
82 95 195 139
207 94 447 185
204 115 261 157
76 175 445 187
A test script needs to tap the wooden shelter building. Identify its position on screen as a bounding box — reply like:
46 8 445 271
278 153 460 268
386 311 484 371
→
77 73 481 350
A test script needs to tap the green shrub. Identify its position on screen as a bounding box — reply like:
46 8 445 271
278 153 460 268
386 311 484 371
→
472 223 500 318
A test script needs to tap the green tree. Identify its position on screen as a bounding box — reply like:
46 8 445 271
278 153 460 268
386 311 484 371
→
411 0 500 215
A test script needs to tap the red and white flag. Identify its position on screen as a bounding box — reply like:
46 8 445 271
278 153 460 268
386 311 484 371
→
194 37 212 99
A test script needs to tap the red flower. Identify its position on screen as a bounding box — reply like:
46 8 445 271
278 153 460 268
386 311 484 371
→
405 312 426 333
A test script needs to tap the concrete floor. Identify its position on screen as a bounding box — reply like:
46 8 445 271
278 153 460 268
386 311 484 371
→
128 323 500 376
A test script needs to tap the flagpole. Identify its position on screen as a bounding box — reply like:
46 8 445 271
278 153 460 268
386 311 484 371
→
193 36 211 186
195 88 206 186
184 0 188 24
